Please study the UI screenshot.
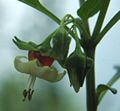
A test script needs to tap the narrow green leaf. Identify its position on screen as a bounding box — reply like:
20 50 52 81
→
96 66 120 105
77 0 103 20
91 0 110 40
18 0 60 24
95 11 120 44
96 84 117 105
107 66 120 87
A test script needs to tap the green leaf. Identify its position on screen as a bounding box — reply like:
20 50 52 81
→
77 0 103 20
96 66 120 105
96 84 117 105
95 11 120 44
18 0 60 24
91 0 110 41
107 66 120 87
13 36 39 51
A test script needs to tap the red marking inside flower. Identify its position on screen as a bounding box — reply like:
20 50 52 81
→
28 51 54 66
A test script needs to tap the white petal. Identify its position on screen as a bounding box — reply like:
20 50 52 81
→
14 56 66 82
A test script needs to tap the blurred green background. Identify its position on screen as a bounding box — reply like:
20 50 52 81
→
0 0 120 111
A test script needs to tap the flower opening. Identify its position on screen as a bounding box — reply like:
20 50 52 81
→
14 51 65 101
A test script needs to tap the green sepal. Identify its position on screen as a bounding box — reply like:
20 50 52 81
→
65 47 93 92
65 50 86 92
13 26 71 68
77 0 103 20
37 32 54 57
13 36 39 51
52 27 71 65
64 25 93 92
38 27 71 67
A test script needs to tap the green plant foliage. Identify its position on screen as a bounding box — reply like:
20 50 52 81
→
13 1 120 110
77 0 103 20
18 0 48 14
96 84 117 105
18 0 60 24
96 66 120 105
95 11 120 44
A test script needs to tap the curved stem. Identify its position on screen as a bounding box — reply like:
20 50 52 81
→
98 68 120 104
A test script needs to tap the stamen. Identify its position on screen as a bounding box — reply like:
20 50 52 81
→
28 89 34 101
22 75 36 101
22 89 27 101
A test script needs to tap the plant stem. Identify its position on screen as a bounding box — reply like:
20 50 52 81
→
86 48 97 111
79 0 97 111
79 0 91 37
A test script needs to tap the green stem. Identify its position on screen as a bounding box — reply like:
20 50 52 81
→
72 26 83 54
91 0 110 40
74 18 90 39
79 0 97 111
79 0 91 37
86 48 97 111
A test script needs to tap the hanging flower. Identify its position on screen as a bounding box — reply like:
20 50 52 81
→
14 51 66 101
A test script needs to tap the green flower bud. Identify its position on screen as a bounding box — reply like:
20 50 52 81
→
52 27 71 65
66 50 93 92
65 50 86 92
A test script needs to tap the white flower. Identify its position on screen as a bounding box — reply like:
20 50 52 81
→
14 56 66 101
